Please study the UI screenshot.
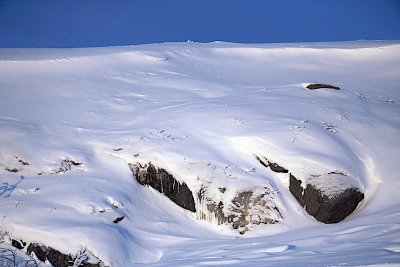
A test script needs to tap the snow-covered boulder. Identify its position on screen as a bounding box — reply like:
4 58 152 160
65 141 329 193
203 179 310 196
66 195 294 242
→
256 156 364 223
129 162 282 233
289 172 364 223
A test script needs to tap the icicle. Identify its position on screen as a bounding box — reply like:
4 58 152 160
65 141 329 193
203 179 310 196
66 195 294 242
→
195 195 221 226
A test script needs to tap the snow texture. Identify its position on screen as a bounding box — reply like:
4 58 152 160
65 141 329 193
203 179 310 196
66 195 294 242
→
0 41 400 266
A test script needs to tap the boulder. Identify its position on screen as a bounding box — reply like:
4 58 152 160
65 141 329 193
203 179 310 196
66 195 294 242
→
289 173 364 223
256 156 364 223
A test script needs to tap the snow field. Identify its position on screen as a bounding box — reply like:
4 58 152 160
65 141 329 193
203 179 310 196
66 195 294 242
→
0 41 399 266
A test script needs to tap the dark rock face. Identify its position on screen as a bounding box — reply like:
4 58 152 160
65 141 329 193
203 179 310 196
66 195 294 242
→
256 156 288 173
113 216 124 224
27 244 100 267
289 173 364 223
11 239 25 250
27 244 72 267
289 174 304 206
306 83 340 90
129 162 196 212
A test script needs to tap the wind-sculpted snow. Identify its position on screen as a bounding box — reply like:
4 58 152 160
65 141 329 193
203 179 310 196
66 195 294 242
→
0 41 399 266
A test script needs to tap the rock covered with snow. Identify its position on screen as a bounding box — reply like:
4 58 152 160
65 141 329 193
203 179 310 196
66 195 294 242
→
130 162 282 233
256 156 364 223
289 172 364 223
26 244 101 267
197 184 281 234
0 236 102 267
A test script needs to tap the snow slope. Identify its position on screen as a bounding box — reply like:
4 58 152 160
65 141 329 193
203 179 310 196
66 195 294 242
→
0 41 399 266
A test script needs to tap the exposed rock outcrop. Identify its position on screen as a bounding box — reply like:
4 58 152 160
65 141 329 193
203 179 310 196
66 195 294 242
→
113 216 124 224
256 155 364 223
129 162 196 212
305 83 340 90
256 156 288 173
129 162 282 233
27 244 100 267
289 173 364 223
11 239 25 250
197 186 282 234
28 244 72 267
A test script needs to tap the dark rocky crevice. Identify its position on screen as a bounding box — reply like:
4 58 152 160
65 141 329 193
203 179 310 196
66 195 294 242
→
129 162 196 212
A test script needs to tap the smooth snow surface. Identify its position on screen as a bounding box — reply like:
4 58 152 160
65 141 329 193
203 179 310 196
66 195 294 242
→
0 41 399 266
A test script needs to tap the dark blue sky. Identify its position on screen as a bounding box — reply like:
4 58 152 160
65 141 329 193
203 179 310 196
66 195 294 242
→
0 0 399 47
